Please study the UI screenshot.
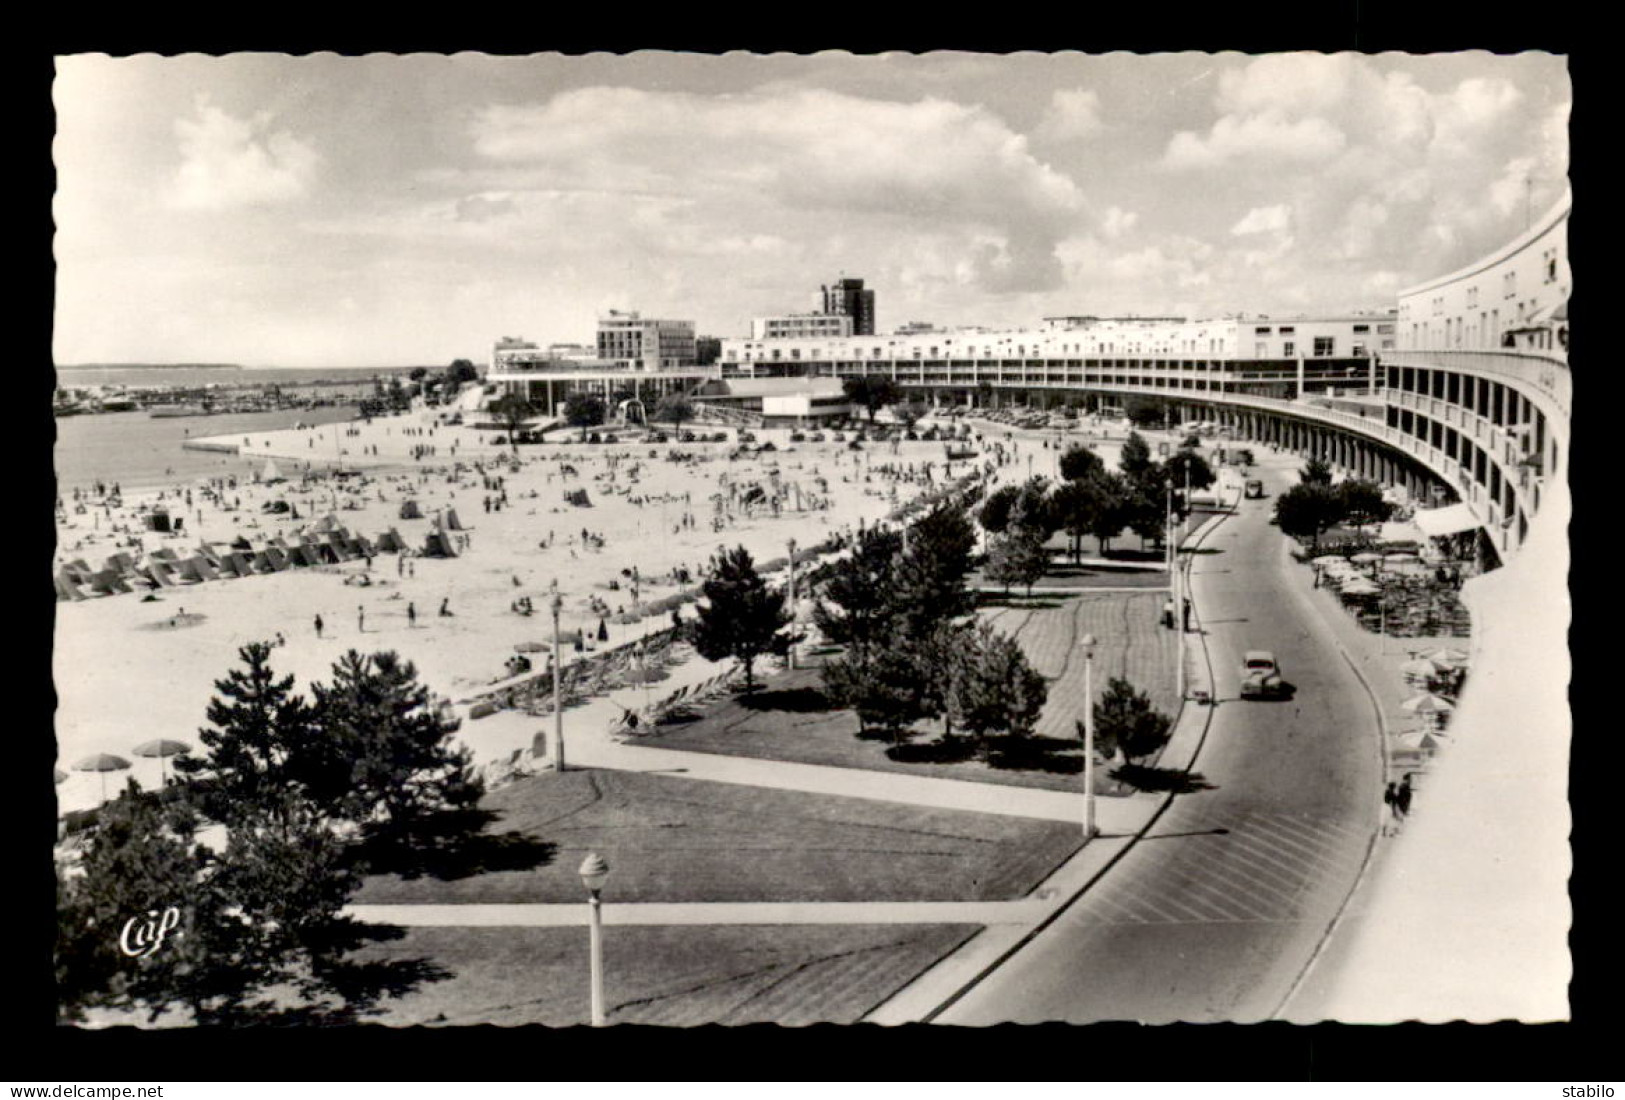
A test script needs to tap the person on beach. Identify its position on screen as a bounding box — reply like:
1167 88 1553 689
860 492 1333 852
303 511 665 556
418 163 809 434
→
357 606 365 633
315 614 324 638
1383 782 1399 834
407 602 416 628
1396 774 1414 819
439 598 451 617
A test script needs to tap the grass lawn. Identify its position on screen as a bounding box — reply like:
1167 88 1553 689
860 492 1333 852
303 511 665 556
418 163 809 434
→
355 768 1081 906
354 923 980 1026
639 590 1177 795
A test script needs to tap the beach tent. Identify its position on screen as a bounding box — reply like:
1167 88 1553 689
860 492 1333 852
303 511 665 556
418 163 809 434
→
284 544 315 567
145 563 178 588
104 552 137 574
262 546 292 571
219 553 252 578
194 544 222 567
374 528 405 553
314 513 341 532
172 558 204 583
97 570 133 594
188 557 220 582
399 499 424 520
444 508 467 531
55 572 88 601
230 535 253 552
251 551 277 573
149 547 178 562
143 511 172 533
313 542 342 565
324 532 355 559
261 458 285 484
422 531 459 558
66 559 94 577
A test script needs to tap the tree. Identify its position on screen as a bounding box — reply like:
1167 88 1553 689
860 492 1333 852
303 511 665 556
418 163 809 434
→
654 392 696 438
488 392 536 455
443 359 479 395
1335 478 1392 530
174 641 313 823
564 391 606 441
1123 396 1166 428
978 484 1023 535
949 622 1048 759
408 367 428 382
301 650 484 868
1300 457 1334 485
1051 477 1102 562
843 376 902 425
1119 431 1155 480
985 526 1050 596
1086 471 1134 555
692 545 789 689
1092 676 1172 765
1164 447 1217 497
1059 443 1105 483
823 645 922 742
1274 481 1345 550
813 526 903 672
892 501 977 637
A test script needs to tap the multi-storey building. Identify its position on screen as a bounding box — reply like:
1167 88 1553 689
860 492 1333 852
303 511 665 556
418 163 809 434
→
487 330 715 417
751 313 854 341
596 310 698 371
821 277 876 335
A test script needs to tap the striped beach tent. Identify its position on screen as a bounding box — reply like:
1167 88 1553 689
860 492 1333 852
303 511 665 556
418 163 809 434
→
374 528 404 553
55 571 89 601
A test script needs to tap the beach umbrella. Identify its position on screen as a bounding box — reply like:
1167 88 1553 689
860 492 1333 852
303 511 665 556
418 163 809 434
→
1311 555 1345 567
1399 656 1441 679
1391 729 1441 753
132 738 192 785
1351 552 1382 565
1383 552 1419 564
75 752 131 802
1402 693 1455 715
1427 647 1470 667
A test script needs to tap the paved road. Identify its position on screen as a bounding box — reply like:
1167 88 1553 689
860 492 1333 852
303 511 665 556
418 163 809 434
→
936 453 1382 1024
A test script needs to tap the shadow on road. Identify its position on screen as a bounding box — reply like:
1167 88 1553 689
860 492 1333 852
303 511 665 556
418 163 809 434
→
1110 763 1219 794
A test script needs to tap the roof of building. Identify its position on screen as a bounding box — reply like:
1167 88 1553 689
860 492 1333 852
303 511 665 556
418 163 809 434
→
699 377 849 399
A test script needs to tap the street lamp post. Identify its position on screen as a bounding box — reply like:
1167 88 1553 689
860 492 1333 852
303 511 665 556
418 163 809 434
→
1081 632 1098 839
578 852 611 1027
550 579 565 772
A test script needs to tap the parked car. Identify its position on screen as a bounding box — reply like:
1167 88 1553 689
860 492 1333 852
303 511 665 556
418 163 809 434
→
1239 651 1286 699
1245 479 1265 499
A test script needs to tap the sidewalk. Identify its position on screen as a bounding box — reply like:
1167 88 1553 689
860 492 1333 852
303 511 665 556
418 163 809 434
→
345 899 1048 928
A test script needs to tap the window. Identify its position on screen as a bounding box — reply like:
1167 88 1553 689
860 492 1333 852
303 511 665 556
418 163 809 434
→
1353 324 1370 334
1282 342 1295 357
1466 287 1479 309
1504 271 1517 299
1279 326 1295 335
1313 337 1335 357
1255 326 1272 335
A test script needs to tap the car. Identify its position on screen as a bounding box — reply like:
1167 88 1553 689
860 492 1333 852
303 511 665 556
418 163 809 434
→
1239 650 1286 699
1245 479 1265 499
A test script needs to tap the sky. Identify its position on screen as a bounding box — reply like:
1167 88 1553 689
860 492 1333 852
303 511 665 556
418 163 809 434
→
53 51 1570 368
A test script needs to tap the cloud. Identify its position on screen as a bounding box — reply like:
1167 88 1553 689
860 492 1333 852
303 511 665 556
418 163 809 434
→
1036 88 1103 142
1163 110 1346 169
167 96 318 211
455 193 517 223
1101 206 1138 239
1230 203 1293 236
465 86 1086 294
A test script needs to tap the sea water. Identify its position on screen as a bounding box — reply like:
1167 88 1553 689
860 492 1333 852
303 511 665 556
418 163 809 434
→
52 406 363 493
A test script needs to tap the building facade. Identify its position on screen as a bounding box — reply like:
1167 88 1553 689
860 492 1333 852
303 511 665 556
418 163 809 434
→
821 277 876 335
596 310 698 371
1397 193 1570 356
751 313 855 341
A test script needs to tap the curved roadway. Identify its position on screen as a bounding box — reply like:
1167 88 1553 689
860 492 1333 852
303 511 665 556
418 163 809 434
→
936 451 1382 1024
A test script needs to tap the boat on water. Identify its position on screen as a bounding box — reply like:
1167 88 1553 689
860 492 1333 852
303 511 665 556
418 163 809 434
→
147 404 211 418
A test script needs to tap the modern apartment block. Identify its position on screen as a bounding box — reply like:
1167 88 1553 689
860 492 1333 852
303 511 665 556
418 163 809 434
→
596 310 698 371
821 277 876 335
751 313 855 341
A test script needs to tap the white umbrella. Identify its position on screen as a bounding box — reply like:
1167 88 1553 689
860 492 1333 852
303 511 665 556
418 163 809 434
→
75 752 131 802
1383 552 1419 563
1391 729 1441 753
132 738 192 785
1402 693 1455 714
1428 647 1470 667
1311 555 1345 567
1351 552 1382 564
1399 656 1441 678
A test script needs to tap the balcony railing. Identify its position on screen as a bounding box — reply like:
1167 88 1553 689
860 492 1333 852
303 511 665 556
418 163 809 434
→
1384 348 1570 420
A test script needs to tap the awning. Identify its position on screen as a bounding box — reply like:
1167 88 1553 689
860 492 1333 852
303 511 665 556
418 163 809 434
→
1413 502 1482 538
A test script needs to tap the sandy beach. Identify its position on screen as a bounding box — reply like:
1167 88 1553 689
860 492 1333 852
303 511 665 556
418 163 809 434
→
54 406 1010 816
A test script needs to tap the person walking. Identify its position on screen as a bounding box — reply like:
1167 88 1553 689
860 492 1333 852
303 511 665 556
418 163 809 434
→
314 613 324 639
357 605 366 633
1396 774 1414 820
407 602 416 628
1383 782 1399 834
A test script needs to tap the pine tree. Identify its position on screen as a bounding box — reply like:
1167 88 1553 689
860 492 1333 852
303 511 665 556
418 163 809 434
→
692 545 789 688
947 622 1048 759
813 526 903 671
1093 676 1173 764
